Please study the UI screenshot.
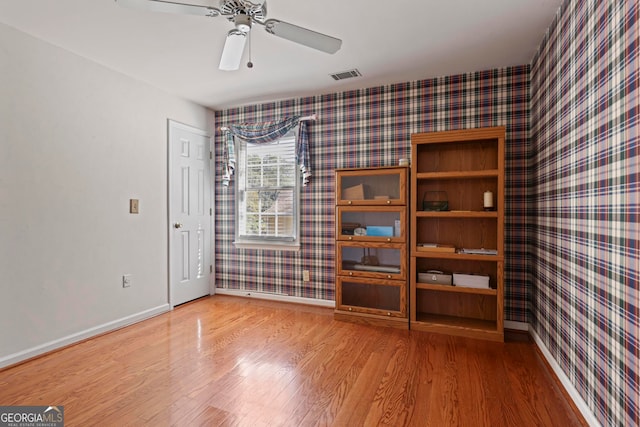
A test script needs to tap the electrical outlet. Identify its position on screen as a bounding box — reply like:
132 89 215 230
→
302 270 310 282
129 199 139 214
122 274 132 288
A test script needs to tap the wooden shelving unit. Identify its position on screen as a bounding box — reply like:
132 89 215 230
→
410 127 505 341
334 166 408 329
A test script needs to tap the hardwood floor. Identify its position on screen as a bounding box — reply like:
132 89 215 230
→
0 295 585 426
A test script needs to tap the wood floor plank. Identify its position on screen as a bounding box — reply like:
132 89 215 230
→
402 334 435 425
297 324 390 426
363 335 414 426
0 295 587 426
328 328 403 426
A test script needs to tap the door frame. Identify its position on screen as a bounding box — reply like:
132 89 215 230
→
167 119 214 307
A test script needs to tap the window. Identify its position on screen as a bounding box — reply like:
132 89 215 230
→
234 130 300 250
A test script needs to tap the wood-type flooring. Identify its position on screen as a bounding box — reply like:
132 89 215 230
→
0 295 586 426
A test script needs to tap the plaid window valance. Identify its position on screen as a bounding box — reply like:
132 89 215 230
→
222 116 311 186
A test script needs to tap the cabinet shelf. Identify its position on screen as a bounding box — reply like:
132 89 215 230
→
415 170 499 180
415 282 497 295
415 313 497 331
415 210 498 218
413 252 503 261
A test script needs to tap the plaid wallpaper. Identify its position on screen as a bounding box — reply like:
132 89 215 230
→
214 66 530 320
530 1 639 426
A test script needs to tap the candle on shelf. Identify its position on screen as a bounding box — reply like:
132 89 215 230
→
483 191 494 211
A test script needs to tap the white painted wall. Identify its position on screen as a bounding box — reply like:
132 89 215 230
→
0 23 214 366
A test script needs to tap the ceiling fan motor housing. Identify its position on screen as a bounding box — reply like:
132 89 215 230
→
220 0 266 32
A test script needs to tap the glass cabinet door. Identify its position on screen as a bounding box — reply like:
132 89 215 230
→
336 167 407 205
337 206 406 242
337 242 406 280
336 276 406 317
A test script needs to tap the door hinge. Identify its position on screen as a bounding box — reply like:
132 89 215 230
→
210 208 212 216
210 265 213 274
210 151 213 159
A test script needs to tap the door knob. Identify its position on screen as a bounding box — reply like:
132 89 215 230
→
174 222 183 229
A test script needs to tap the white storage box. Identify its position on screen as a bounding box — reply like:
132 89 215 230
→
453 273 490 289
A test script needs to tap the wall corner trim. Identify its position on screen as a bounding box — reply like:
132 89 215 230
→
529 327 601 427
0 304 171 369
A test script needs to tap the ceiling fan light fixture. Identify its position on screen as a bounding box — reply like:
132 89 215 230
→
234 13 252 32
219 29 247 70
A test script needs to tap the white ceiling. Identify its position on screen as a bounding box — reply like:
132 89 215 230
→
0 0 563 110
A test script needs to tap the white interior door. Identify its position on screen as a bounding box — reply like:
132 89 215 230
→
168 120 211 306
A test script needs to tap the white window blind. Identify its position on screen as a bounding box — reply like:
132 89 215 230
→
235 131 299 249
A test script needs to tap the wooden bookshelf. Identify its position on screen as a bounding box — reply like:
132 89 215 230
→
410 127 505 341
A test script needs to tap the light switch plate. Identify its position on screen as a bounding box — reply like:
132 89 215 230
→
129 199 139 214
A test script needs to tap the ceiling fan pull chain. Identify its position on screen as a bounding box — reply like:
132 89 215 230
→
247 30 253 68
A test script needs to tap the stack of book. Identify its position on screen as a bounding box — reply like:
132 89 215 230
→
416 243 456 253
458 248 498 255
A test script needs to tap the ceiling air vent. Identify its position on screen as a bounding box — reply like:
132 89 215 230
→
330 69 362 81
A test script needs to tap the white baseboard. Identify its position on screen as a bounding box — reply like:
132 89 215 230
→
529 327 600 427
504 320 529 331
214 288 335 308
0 304 171 369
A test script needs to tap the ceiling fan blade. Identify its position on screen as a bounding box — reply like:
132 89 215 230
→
115 0 219 17
219 30 247 71
263 19 341 54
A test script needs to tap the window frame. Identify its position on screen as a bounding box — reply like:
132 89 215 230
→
233 129 300 251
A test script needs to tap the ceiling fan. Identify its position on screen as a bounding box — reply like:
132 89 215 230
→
115 0 342 71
